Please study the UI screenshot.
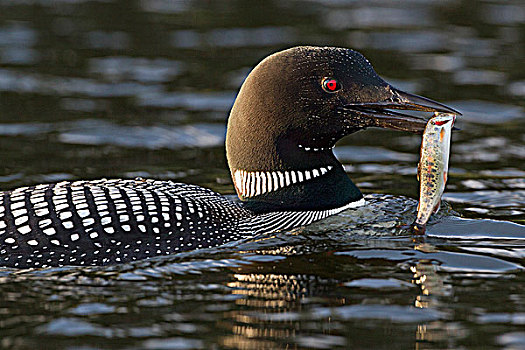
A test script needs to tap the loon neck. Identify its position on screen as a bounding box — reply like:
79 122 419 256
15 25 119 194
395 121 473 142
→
228 140 363 213
235 163 362 214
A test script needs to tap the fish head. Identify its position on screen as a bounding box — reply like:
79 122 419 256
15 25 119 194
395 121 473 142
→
429 113 456 127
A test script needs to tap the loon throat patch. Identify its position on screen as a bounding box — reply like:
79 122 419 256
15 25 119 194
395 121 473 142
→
232 166 334 198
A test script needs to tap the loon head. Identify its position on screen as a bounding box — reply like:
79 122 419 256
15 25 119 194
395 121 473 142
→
226 46 459 213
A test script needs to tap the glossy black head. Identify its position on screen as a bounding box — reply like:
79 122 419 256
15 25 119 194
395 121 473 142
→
226 46 459 212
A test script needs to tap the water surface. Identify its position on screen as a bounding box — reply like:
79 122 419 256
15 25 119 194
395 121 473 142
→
0 0 524 349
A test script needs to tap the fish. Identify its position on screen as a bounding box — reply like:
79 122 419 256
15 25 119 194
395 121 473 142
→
412 112 456 234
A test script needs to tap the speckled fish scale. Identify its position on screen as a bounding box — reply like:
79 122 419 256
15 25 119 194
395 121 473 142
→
0 178 364 268
413 113 455 233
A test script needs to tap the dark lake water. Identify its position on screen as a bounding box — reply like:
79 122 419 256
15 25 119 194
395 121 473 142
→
1 0 524 349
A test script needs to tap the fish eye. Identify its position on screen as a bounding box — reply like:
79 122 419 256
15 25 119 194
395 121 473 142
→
321 78 342 93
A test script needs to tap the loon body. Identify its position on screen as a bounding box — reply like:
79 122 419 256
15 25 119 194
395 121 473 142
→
0 46 459 268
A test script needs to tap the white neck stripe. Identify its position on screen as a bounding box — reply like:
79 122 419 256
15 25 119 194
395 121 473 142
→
298 145 333 152
233 166 334 198
238 197 366 235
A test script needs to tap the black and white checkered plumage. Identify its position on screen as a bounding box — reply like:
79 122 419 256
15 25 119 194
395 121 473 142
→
0 179 361 268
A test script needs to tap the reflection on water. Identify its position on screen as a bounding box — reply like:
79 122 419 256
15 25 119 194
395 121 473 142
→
0 0 524 349
1 212 523 349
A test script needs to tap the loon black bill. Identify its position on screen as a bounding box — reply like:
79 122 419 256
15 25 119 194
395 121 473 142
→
343 88 461 134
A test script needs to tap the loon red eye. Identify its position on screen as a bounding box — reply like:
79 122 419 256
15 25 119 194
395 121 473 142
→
321 78 341 93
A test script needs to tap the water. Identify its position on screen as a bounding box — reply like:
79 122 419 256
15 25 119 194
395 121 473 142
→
0 0 524 349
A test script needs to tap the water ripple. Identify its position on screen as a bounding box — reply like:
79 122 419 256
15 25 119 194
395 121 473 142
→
324 7 434 30
89 56 184 83
137 90 235 111
310 304 445 323
427 217 525 240
451 100 523 124
170 27 297 49
343 278 414 290
69 302 117 315
58 120 225 149
0 68 163 97
0 23 36 47
496 332 525 349
37 317 113 337
443 190 525 209
335 249 522 273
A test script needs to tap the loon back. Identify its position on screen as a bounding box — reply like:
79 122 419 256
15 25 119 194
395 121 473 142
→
0 46 458 268
0 179 361 267
1 179 248 267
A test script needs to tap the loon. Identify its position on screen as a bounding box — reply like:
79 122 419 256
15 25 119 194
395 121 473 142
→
0 46 459 268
